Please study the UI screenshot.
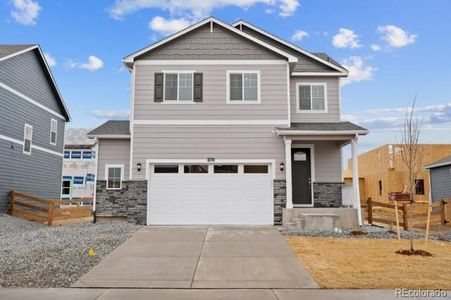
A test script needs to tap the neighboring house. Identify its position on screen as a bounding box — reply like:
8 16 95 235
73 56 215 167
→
62 128 96 203
345 144 451 204
0 44 71 211
425 156 451 202
88 17 368 227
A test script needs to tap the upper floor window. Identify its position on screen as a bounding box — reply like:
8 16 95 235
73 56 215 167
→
296 83 327 112
164 72 193 102
82 151 92 159
64 151 70 159
71 151 81 159
50 119 57 145
23 124 33 155
227 71 260 103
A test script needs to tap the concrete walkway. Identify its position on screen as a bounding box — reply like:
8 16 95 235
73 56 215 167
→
73 226 318 288
0 288 437 300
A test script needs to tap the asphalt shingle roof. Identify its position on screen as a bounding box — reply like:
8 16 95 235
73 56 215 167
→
87 120 130 136
279 122 368 132
0 44 35 59
64 128 94 145
426 155 451 169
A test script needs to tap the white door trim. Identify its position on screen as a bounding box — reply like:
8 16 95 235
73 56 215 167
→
291 144 315 207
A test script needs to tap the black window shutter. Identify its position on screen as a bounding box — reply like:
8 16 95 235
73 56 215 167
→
154 72 164 102
193 73 203 102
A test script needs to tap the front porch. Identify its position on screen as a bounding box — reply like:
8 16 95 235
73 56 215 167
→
276 122 368 231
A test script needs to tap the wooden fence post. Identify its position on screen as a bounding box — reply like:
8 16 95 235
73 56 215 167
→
402 203 409 230
47 200 54 226
367 198 373 225
9 190 15 215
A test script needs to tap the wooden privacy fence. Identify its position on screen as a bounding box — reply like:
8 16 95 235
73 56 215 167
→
8 191 93 225
366 197 449 230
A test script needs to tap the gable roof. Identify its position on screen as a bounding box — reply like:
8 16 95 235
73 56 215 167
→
64 128 95 146
123 17 298 68
232 20 348 75
87 120 130 138
276 122 368 136
425 155 451 169
0 44 71 121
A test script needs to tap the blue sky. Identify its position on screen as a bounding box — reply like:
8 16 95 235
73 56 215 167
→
1 0 451 156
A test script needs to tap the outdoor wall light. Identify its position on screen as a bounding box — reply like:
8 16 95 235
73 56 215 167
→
280 162 285 172
137 162 142 172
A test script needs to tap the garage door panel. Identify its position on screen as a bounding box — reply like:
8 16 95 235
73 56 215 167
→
148 166 273 225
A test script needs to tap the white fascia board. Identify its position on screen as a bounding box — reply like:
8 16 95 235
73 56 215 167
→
132 120 287 126
232 20 348 75
291 72 348 77
425 161 451 169
86 134 131 139
122 17 297 65
276 129 369 136
134 60 287 65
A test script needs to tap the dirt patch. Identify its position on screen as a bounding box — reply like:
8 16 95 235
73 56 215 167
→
350 230 366 236
396 249 432 256
286 236 451 289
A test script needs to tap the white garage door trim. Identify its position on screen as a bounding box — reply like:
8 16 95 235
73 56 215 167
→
146 159 276 225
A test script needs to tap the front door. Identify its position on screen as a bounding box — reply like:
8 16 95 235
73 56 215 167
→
292 148 312 206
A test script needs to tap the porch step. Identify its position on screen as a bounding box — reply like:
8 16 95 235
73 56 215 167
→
285 213 339 232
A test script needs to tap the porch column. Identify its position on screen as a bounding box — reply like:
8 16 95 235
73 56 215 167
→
351 134 363 225
285 138 293 209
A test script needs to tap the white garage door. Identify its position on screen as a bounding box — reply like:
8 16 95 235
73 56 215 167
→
148 162 274 225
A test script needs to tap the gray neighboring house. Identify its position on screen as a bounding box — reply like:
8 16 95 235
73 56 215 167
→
88 17 368 228
0 44 71 211
425 156 451 202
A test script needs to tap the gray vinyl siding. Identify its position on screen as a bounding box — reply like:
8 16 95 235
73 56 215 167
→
0 87 65 152
430 166 451 201
137 24 284 60
131 125 285 180
290 76 340 122
0 139 63 211
134 63 288 121
97 139 130 180
0 49 64 115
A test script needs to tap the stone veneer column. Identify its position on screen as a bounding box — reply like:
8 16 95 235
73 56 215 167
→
313 182 343 207
273 180 287 225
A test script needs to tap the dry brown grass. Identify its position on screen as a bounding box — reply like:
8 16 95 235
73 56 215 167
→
286 237 451 289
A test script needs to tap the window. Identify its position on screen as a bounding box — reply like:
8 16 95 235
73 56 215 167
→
378 180 383 196
154 165 179 173
214 165 238 173
61 179 71 196
244 165 269 173
184 165 208 173
296 83 327 112
227 71 260 103
64 151 70 159
164 72 193 101
86 173 95 183
82 151 92 159
71 151 81 159
23 124 33 154
415 179 425 195
106 165 123 190
50 119 57 145
73 176 84 185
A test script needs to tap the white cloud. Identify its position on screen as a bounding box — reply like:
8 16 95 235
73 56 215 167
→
91 109 130 119
65 55 104 72
291 29 309 42
377 25 417 48
332 28 361 49
370 44 381 52
341 56 376 86
10 0 41 25
149 16 191 36
343 103 451 130
109 0 300 20
43 52 56 67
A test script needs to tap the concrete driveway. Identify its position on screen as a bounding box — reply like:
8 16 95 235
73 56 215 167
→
73 226 318 289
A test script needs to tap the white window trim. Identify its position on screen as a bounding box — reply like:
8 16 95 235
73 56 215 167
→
50 119 57 145
162 71 195 103
105 164 124 190
295 82 328 113
226 70 261 104
23 124 33 155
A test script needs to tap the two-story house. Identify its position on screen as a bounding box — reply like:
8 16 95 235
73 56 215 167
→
88 18 368 228
0 45 71 212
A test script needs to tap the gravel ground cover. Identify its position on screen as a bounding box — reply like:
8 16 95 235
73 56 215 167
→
282 225 451 242
0 214 141 287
